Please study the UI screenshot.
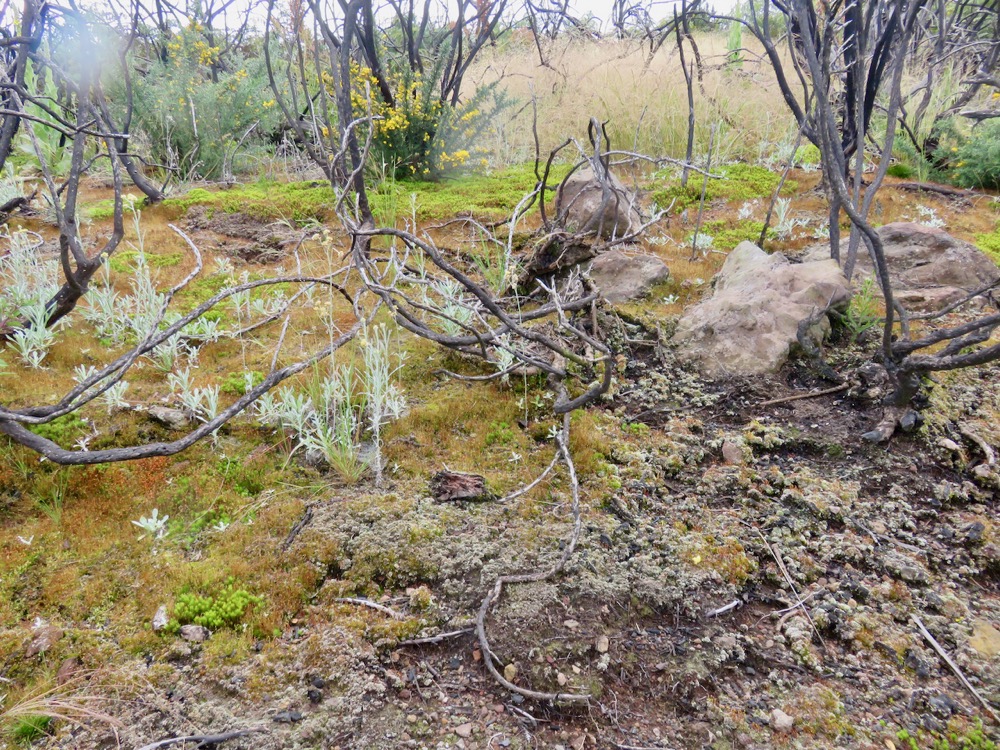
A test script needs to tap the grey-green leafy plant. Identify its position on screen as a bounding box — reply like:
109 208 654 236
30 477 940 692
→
839 276 881 343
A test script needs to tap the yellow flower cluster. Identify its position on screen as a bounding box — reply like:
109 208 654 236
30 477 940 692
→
439 149 470 167
192 39 221 67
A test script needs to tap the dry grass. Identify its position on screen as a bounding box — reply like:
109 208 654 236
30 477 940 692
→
468 33 797 165
1 673 123 745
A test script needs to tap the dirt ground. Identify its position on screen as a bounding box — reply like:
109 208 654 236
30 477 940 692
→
3 173 1000 750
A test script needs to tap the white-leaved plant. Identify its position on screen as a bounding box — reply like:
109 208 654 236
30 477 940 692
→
361 321 407 486
132 508 169 541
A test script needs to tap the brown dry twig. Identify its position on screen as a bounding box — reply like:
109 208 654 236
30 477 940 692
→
757 383 850 408
913 615 1000 726
135 728 268 750
399 628 476 647
334 598 405 620
474 411 590 704
754 528 829 656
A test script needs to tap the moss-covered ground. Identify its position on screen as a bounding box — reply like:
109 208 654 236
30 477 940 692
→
2 161 1000 749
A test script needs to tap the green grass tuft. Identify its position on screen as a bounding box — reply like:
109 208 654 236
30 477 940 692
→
10 714 52 745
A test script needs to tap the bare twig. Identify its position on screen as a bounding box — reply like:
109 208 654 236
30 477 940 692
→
705 599 741 618
335 598 405 620
757 383 850 408
399 628 475 647
755 529 829 655
499 452 561 503
913 615 1000 726
475 412 590 704
135 728 267 750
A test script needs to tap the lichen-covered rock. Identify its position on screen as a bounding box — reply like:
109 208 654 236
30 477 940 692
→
586 250 669 303
147 405 192 430
180 624 210 643
807 222 1000 312
672 242 851 377
554 166 642 239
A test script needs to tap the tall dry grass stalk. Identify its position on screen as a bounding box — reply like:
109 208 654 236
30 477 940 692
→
467 33 797 166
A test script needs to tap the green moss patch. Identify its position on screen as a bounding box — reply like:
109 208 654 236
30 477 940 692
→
108 248 184 273
703 219 774 251
163 182 337 223
381 162 573 220
976 225 1000 265
650 163 796 211
165 576 263 632
161 163 572 224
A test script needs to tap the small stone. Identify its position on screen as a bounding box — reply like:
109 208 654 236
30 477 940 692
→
406 714 418 724
899 410 921 432
152 606 169 632
56 657 80 685
563 619 580 630
179 624 210 643
969 619 1000 658
937 437 962 452
595 635 610 654
721 440 744 465
310 676 326 689
569 734 586 750
272 710 303 723
147 405 192 430
962 522 986 545
503 663 517 682
769 708 794 733
927 693 957 718
557 672 568 686
26 626 63 657
455 723 473 738
307 688 323 704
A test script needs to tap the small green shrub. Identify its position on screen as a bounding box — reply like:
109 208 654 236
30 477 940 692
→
216 456 266 497
187 508 233 536
705 219 774 250
349 63 511 179
946 119 1000 190
484 421 515 446
887 163 915 179
896 719 997 750
166 577 262 632
123 27 284 179
835 275 881 342
794 144 821 168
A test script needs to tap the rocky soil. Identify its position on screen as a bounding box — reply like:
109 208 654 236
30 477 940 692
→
30 336 1000 750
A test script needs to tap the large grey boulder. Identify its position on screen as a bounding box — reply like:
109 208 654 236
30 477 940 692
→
554 166 642 239
587 250 669 303
673 242 851 377
808 222 999 312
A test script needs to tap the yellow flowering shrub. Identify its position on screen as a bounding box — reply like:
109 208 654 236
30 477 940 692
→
346 63 502 179
124 21 284 179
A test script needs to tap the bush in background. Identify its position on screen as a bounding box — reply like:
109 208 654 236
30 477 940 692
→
124 24 283 180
